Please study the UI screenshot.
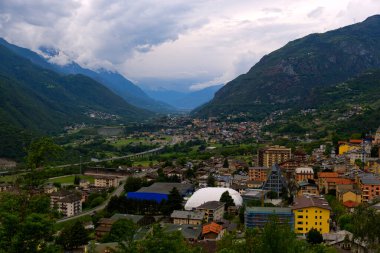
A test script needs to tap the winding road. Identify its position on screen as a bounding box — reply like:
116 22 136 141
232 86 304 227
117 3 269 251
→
56 170 148 223
55 136 182 223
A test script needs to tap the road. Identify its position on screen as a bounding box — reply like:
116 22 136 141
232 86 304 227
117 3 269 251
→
55 135 182 169
56 178 126 223
56 171 148 223
56 146 165 168
55 136 181 223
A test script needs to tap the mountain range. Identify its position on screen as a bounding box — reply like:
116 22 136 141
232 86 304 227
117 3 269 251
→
0 38 175 113
145 85 222 111
194 15 380 120
0 42 155 158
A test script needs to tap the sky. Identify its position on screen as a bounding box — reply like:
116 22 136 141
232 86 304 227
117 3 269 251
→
0 0 380 91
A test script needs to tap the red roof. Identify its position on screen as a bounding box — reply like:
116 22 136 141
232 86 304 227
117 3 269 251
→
349 139 363 144
202 222 223 235
325 178 353 184
318 172 339 178
343 200 359 208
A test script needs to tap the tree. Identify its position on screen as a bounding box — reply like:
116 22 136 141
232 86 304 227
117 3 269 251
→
371 146 379 157
207 174 215 187
131 225 199 253
165 187 183 214
306 228 323 244
354 159 364 169
26 137 63 169
57 221 89 250
266 191 278 200
223 158 229 168
0 193 54 253
185 168 195 179
216 216 337 253
74 175 81 185
104 219 138 252
108 219 137 242
338 214 354 232
220 191 235 211
124 176 142 192
14 213 54 252
351 205 380 251
239 204 245 224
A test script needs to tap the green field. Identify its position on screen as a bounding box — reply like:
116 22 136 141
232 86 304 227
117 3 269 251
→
110 137 150 147
48 175 94 184
133 160 158 166
0 173 27 183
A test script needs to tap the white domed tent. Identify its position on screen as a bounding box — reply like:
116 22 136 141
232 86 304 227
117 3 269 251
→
184 187 243 210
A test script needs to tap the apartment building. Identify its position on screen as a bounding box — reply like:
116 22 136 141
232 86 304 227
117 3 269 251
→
258 145 291 168
292 195 331 234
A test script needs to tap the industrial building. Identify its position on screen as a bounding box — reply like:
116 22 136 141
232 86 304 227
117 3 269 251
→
245 207 294 229
127 182 194 203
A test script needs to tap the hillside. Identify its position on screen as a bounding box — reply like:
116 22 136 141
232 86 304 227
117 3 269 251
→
0 38 175 113
0 44 152 158
194 15 380 119
262 70 380 139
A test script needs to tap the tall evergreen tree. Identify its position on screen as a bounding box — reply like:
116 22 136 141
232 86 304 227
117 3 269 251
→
220 191 235 210
165 187 183 214
124 176 142 192
223 158 229 168
207 174 216 187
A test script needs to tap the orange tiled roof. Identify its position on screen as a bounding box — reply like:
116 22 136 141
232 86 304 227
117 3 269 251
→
343 200 359 208
325 178 353 184
318 172 339 178
349 139 363 144
202 222 223 235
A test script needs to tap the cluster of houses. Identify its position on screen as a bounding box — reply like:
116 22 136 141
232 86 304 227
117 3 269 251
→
47 173 121 217
89 134 380 252
157 117 262 144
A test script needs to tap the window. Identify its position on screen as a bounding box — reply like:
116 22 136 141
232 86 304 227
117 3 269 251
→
320 216 322 219
297 228 303 231
315 222 317 225
297 222 303 225
297 215 303 219
298 210 303 212
315 210 317 213
320 222 322 225
315 216 317 219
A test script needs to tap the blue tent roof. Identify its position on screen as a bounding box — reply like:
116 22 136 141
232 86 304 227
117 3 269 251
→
126 192 168 203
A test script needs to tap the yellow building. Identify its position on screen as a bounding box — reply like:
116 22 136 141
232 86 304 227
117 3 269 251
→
336 185 362 205
338 144 358 155
292 196 331 234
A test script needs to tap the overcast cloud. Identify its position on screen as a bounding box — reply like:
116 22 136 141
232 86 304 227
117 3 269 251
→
0 0 379 91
